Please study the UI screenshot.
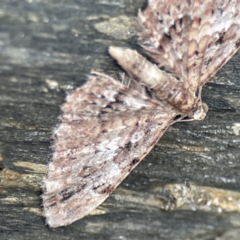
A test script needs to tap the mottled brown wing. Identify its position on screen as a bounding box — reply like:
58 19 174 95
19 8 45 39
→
190 0 240 87
139 0 240 90
42 72 177 228
139 0 194 84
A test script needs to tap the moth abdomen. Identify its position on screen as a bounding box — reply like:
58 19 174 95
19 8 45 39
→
109 46 196 113
109 46 172 89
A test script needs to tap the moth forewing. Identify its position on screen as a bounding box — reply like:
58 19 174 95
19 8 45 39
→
43 0 240 227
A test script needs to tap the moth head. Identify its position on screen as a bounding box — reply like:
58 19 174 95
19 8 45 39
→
190 101 208 121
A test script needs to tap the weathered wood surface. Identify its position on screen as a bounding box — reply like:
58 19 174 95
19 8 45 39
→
1 0 240 239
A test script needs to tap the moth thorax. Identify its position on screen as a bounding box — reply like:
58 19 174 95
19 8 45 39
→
170 89 196 113
152 82 196 113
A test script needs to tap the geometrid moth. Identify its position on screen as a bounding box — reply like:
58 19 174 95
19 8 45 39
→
42 0 240 227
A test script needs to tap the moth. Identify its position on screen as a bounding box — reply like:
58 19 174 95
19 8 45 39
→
42 0 240 227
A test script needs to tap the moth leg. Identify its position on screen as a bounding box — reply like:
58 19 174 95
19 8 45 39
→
196 87 208 114
119 73 139 91
120 72 130 87
191 86 208 120
171 113 201 124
